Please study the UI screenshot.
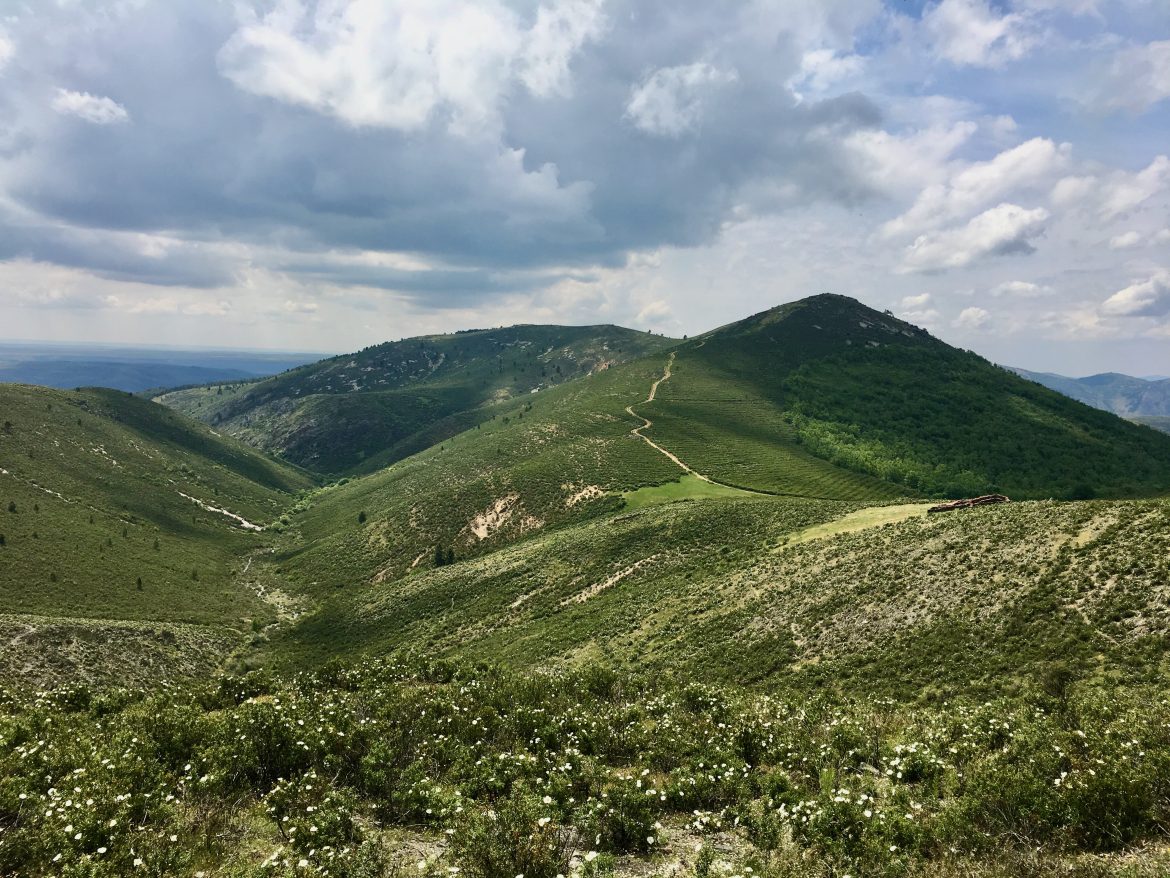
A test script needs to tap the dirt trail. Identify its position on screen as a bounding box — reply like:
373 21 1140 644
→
625 353 715 482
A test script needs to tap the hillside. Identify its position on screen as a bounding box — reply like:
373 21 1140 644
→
158 325 672 475
1013 367 1170 418
268 490 1170 698
648 295 1170 499
0 384 314 684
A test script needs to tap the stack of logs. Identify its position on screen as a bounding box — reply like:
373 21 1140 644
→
927 494 1010 514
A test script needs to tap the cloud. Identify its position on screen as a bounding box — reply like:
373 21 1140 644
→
1108 230 1142 250
953 305 991 329
218 0 604 136
0 27 13 70
882 138 1065 238
921 0 1034 68
51 89 129 124
900 293 932 308
1095 40 1170 114
1050 174 1096 206
625 62 739 137
845 121 976 194
1101 271 1170 317
1098 155 1170 219
992 279 1052 297
518 0 607 98
788 49 864 96
901 203 1050 272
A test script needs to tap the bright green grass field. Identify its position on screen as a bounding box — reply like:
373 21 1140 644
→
621 474 762 508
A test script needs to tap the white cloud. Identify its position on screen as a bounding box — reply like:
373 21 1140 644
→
1051 174 1097 206
519 0 607 97
218 0 603 135
900 292 932 308
1108 230 1142 250
953 305 991 330
1015 0 1100 14
0 27 13 70
901 203 1050 272
992 279 1052 297
883 138 1065 238
51 89 129 124
845 121 976 194
1101 271 1170 317
1096 40 1170 114
1099 155 1170 219
625 62 739 137
788 49 864 96
1155 229 1170 245
922 0 1034 68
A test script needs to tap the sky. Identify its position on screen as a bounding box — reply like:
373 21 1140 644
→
0 0 1167 374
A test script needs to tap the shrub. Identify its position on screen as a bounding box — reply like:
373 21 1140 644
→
452 785 575 878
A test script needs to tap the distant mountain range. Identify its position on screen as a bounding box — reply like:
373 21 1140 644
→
1011 368 1170 432
0 342 321 393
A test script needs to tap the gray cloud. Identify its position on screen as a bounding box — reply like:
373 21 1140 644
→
0 0 884 302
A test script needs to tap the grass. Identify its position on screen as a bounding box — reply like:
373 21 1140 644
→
3 294 1170 875
1132 415 1170 435
621 474 762 509
0 384 313 679
782 501 933 545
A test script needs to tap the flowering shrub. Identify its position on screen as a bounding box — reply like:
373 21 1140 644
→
0 660 1167 876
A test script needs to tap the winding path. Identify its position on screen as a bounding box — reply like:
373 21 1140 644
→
626 352 715 482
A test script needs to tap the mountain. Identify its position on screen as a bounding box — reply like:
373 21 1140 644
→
17 295 1169 689
0 383 313 684
255 296 1170 623
1012 367 1170 418
653 295 1170 499
158 324 672 475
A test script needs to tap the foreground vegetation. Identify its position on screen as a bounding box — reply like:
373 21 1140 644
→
2 661 1168 877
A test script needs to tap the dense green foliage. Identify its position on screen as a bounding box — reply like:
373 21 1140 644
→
2 661 1168 877
159 326 672 475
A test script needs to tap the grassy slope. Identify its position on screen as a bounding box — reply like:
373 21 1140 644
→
269 494 1170 700
158 325 673 475
0 385 313 679
268 333 905 601
653 295 1170 499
